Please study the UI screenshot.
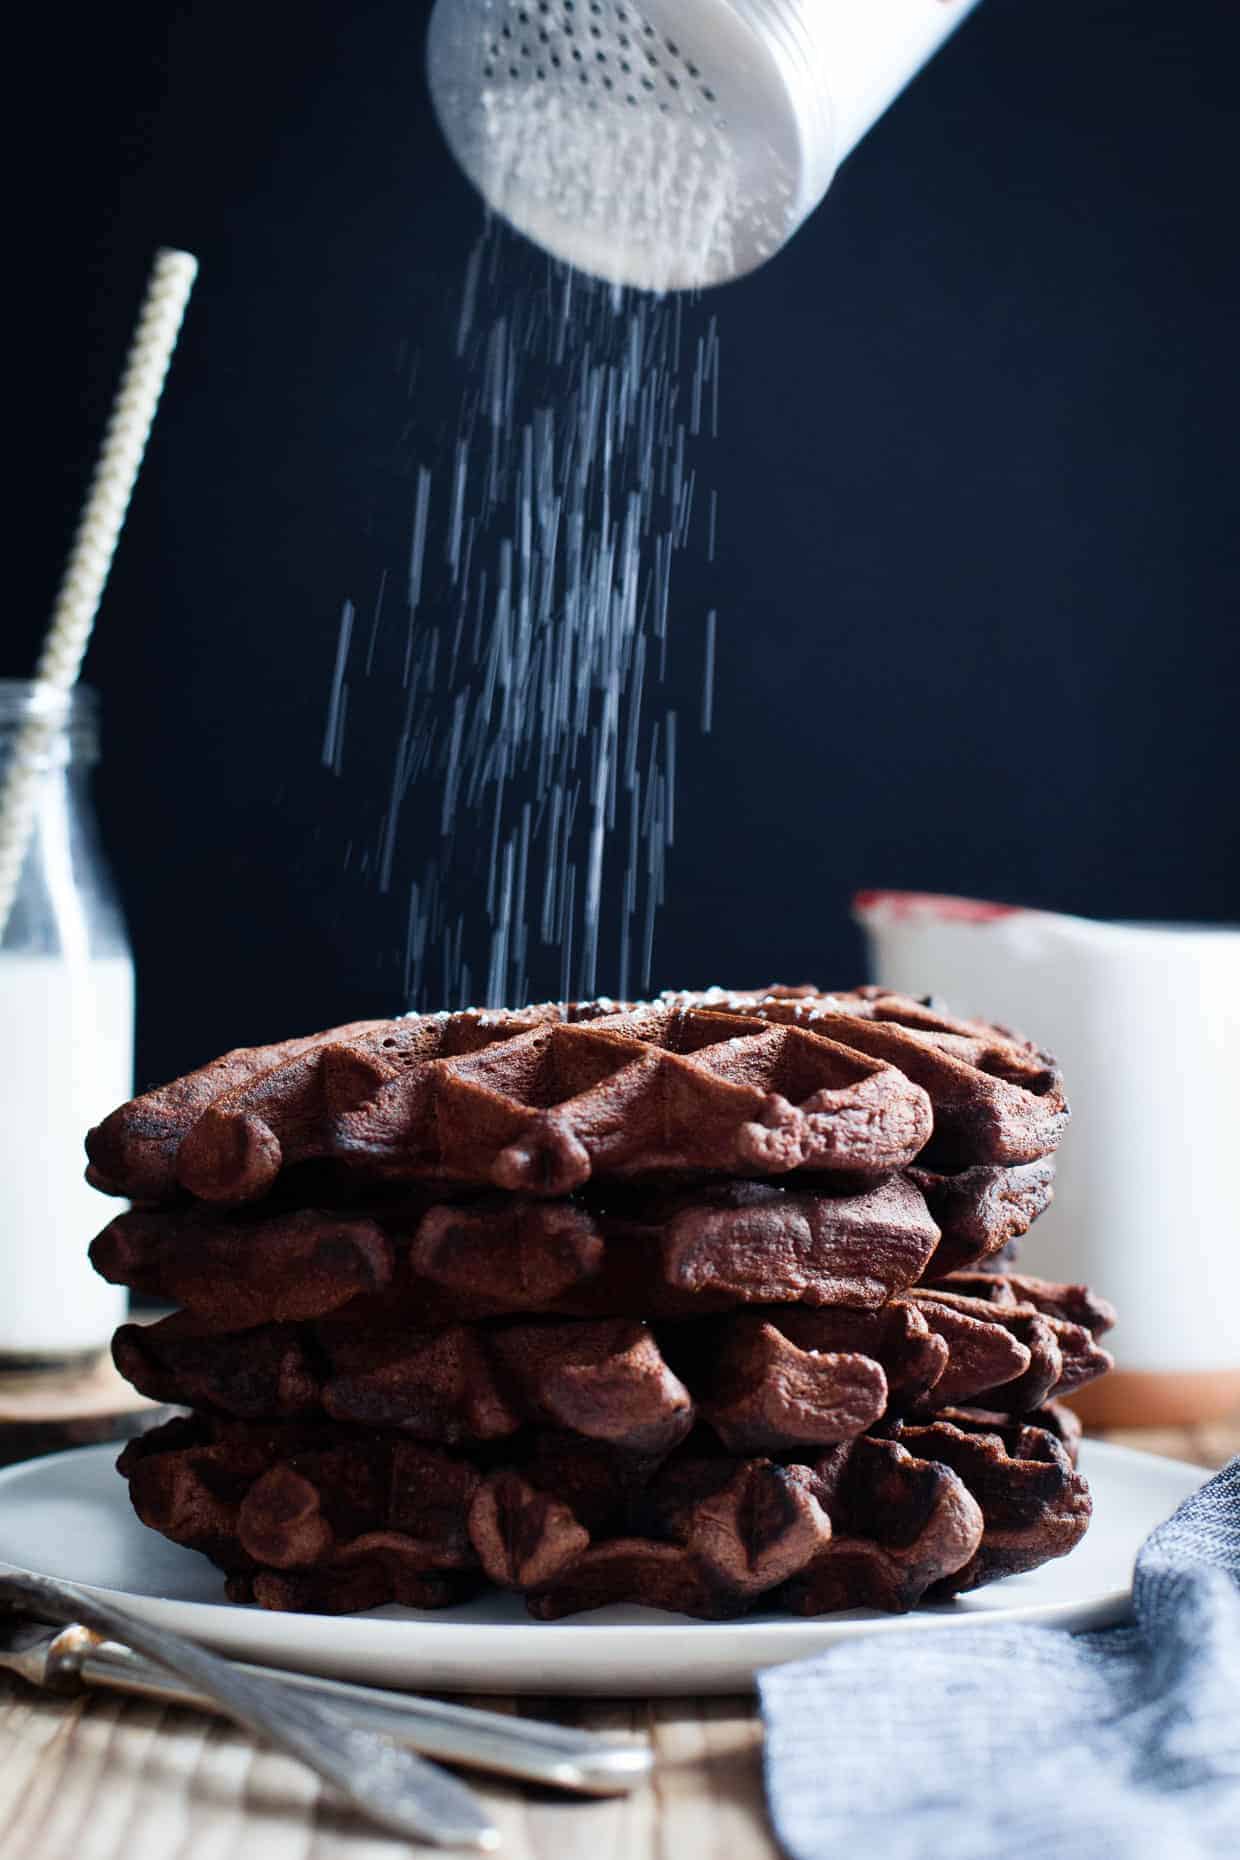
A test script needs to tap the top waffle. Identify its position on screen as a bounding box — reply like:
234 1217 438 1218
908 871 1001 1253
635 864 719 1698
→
86 987 1067 1207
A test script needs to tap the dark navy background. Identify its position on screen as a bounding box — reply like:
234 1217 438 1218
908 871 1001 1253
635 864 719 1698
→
10 0 1238 1087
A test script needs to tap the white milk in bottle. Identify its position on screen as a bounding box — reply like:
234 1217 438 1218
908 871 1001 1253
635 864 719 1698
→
0 683 132 1364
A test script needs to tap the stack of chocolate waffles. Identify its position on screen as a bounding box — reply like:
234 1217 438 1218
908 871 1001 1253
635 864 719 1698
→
88 986 1115 1620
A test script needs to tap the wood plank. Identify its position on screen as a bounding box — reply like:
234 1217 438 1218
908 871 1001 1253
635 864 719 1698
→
0 1689 91 1855
648 1698 776 1860
0 1678 779 1860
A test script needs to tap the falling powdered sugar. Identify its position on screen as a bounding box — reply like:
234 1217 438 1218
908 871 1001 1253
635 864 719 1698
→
323 223 721 1011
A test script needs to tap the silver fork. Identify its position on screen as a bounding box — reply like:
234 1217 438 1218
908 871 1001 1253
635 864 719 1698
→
0 1568 499 1850
0 1609 652 1795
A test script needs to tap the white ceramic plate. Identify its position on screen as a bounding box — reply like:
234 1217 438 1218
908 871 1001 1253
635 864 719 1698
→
0 1440 1205 1696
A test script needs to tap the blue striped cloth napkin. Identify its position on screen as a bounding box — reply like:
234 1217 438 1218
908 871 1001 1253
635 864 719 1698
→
760 1457 1240 1860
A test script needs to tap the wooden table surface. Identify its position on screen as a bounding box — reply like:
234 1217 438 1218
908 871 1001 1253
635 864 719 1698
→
2 1419 1236 1860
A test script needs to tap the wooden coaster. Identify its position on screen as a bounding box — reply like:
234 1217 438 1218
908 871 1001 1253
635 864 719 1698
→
0 1350 174 1468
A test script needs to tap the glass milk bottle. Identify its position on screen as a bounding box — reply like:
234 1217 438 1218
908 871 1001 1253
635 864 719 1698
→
0 681 133 1366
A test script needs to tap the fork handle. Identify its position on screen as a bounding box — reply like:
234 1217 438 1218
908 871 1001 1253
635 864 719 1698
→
0 1570 496 1849
46 1626 650 1795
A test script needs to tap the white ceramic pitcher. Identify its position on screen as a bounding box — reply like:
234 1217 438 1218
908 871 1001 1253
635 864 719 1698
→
855 890 1240 1426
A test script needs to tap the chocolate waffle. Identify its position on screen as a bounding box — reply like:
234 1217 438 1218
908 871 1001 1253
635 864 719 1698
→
86 986 1065 1207
113 1413 951 1617
118 1405 1087 1619
92 1175 949 1326
89 1156 1054 1330
111 1274 1112 1453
